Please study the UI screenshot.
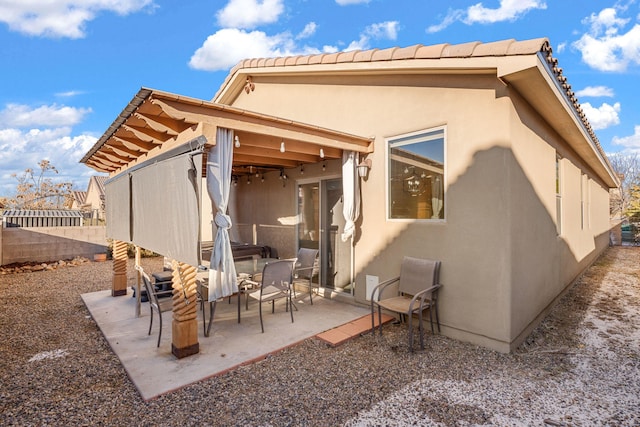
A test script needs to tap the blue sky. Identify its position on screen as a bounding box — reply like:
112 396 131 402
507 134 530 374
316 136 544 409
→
1 0 639 197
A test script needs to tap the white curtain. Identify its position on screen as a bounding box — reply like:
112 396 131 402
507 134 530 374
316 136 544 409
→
341 151 360 242
207 128 238 301
431 176 443 219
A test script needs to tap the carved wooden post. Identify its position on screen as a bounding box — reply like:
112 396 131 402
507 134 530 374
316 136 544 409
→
170 260 199 358
112 240 128 297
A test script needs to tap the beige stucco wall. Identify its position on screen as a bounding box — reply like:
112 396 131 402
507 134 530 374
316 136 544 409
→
222 71 612 352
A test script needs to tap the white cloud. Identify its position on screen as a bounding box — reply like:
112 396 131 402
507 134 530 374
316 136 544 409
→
335 0 370 5
55 90 86 98
575 85 615 98
0 0 155 39
573 7 640 72
189 29 298 71
216 0 284 29
297 22 317 40
427 0 546 33
0 104 91 128
612 125 640 150
0 126 97 196
344 21 399 51
581 101 621 130
190 19 398 71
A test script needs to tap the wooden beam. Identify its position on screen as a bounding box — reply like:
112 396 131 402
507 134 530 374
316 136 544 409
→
114 132 157 151
125 123 173 143
232 153 299 168
135 110 194 134
151 98 373 153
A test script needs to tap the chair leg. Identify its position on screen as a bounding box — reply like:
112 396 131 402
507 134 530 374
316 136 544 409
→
148 307 153 336
408 312 414 352
157 309 162 348
419 310 425 350
429 307 435 334
206 301 217 337
309 280 313 305
289 294 294 324
377 306 384 336
259 300 265 333
435 304 441 333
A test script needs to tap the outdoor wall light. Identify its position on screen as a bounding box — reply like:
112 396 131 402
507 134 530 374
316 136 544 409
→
358 158 372 178
234 135 240 148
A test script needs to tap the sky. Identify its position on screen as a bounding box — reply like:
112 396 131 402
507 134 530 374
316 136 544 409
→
1 0 639 198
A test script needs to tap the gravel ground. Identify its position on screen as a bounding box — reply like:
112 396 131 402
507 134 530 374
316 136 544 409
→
1 246 639 426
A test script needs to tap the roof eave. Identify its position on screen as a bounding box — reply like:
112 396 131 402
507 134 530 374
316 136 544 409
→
499 54 619 188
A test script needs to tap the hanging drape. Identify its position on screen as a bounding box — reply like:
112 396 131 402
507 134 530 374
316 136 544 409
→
431 176 443 219
207 128 238 301
341 151 361 242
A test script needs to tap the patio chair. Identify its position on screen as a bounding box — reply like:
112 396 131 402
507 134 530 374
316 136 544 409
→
140 267 174 347
370 256 442 351
246 259 296 333
292 248 319 304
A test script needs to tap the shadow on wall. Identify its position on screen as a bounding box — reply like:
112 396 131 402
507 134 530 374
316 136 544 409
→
1 226 108 265
357 145 608 351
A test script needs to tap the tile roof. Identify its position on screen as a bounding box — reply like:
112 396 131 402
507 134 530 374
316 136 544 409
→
219 37 607 171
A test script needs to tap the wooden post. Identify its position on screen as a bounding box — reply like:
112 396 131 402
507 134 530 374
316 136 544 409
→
170 260 200 359
112 240 128 297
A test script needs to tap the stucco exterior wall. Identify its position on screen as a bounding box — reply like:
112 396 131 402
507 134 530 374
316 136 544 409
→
224 72 612 352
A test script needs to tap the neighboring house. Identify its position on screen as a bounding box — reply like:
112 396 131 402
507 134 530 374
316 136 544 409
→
71 191 87 210
81 37 619 353
72 176 107 221
85 176 107 220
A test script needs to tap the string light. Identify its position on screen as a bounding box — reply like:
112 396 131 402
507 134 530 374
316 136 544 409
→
320 148 325 159
280 141 285 153
234 135 240 148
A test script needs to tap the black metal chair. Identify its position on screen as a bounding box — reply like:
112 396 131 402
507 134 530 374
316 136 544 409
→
140 267 173 347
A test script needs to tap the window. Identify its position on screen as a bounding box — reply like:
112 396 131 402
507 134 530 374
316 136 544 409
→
581 173 590 230
556 154 562 235
387 127 445 220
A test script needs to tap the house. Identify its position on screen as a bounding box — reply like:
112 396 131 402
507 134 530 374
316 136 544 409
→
81 37 618 356
71 176 107 222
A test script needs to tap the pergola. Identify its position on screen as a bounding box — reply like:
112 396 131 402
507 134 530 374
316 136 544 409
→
81 87 373 358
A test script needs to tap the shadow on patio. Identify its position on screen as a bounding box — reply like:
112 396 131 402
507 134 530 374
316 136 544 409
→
82 289 385 400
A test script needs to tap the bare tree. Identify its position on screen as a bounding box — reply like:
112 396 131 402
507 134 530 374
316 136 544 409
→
7 160 74 209
608 153 640 219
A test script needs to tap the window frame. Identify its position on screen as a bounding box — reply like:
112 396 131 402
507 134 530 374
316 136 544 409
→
385 126 447 222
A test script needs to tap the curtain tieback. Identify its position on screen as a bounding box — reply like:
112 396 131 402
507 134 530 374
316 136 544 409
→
215 212 232 229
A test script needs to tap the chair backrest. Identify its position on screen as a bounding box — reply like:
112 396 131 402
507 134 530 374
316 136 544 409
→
140 268 163 308
261 259 295 290
398 257 441 296
296 248 319 279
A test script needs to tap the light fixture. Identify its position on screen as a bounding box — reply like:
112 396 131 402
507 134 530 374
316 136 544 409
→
234 135 240 148
322 162 326 172
320 148 325 159
232 175 238 186
300 165 304 175
358 158 372 178
261 174 265 183
246 176 251 185
280 141 285 153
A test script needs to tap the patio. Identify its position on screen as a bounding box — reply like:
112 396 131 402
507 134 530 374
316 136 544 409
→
82 287 381 400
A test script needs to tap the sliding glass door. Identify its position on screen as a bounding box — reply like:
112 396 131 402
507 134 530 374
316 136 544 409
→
297 178 351 291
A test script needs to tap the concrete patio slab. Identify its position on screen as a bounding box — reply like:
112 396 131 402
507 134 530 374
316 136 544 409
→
82 290 370 400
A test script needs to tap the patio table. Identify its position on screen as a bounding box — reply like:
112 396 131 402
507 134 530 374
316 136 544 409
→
197 257 280 337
